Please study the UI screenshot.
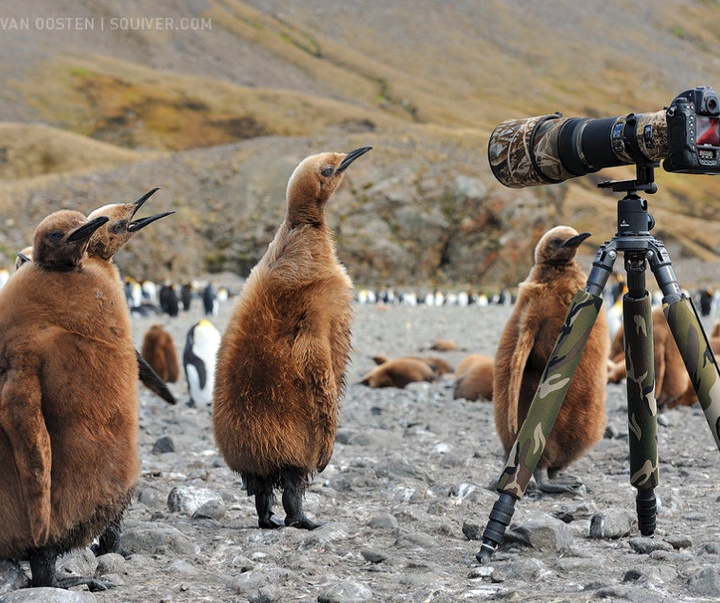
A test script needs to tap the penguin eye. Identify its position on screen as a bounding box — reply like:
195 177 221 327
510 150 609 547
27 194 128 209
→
110 221 127 234
321 166 334 178
50 231 64 242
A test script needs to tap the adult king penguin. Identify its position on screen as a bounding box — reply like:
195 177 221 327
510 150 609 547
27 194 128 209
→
0 210 139 589
213 146 371 530
183 319 221 408
493 225 609 492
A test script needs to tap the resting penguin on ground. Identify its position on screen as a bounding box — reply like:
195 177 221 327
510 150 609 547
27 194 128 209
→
453 353 494 401
0 210 140 590
213 146 371 530
359 356 437 389
493 226 609 493
184 318 222 408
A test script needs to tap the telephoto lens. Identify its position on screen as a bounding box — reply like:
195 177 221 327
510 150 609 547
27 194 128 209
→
488 111 667 188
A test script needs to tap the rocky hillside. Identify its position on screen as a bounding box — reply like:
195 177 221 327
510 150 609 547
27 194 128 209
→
1 0 720 286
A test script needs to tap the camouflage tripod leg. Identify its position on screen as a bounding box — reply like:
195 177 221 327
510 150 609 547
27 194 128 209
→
622 293 658 535
477 289 604 562
648 245 720 451
664 299 720 449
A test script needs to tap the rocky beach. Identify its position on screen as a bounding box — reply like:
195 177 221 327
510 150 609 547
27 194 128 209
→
2 288 720 603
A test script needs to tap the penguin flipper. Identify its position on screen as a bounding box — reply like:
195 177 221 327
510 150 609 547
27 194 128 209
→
506 322 538 434
0 377 52 546
136 350 177 405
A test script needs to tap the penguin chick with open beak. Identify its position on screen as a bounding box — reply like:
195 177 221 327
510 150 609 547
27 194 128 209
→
214 146 371 530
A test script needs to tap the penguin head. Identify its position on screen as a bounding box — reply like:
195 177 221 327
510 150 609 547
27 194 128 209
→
14 246 33 271
285 146 372 227
33 210 109 271
87 188 174 260
534 225 591 266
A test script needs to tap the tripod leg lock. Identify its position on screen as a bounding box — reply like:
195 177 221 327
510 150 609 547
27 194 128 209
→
476 492 518 563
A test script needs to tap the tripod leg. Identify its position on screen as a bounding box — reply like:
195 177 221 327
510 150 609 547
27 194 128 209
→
648 243 720 450
664 298 720 449
477 289 604 562
622 291 658 535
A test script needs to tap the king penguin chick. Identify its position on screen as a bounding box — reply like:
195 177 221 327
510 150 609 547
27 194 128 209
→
493 226 609 493
184 319 222 408
213 146 371 530
0 210 140 590
86 188 177 407
141 324 180 383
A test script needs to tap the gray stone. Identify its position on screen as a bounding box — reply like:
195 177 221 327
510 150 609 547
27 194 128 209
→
56 549 97 582
296 523 349 550
367 514 398 530
462 521 483 541
151 436 175 454
506 515 574 553
317 580 373 603
589 508 634 539
94 553 125 577
120 523 198 555
360 548 387 564
0 560 29 595
0 588 96 603
628 537 674 555
192 498 226 520
687 567 720 597
167 486 223 516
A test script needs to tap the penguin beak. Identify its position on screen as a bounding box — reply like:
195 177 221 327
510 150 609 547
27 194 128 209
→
562 232 591 249
337 146 373 173
128 187 174 232
128 211 176 232
68 216 110 242
16 251 31 265
131 188 161 215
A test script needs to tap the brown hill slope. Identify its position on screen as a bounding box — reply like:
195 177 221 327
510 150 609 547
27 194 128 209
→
1 0 720 285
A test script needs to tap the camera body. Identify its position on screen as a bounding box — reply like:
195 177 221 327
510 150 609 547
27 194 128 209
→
664 86 720 173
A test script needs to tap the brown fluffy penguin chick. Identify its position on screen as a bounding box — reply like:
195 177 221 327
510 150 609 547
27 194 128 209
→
0 210 140 590
605 307 696 408
213 146 372 530
493 226 609 493
86 189 177 407
453 354 494 401
141 324 180 383
360 357 437 388
372 354 453 375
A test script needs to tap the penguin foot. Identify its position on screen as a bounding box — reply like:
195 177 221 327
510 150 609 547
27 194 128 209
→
532 468 584 494
258 514 284 529
54 576 111 592
285 516 320 530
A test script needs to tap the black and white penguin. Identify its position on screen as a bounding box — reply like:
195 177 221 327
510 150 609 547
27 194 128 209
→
183 319 221 408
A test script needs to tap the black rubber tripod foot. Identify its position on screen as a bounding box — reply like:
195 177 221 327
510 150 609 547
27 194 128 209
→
476 492 517 563
636 488 657 536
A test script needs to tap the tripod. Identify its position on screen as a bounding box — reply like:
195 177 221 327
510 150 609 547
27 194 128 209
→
477 161 720 563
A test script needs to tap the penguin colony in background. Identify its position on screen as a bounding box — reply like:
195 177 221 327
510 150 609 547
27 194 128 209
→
213 146 371 530
493 226 609 492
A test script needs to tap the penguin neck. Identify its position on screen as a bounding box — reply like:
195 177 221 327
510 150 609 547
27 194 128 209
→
533 260 578 281
285 195 329 230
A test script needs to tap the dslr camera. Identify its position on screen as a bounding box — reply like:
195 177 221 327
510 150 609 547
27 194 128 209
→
488 86 720 188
